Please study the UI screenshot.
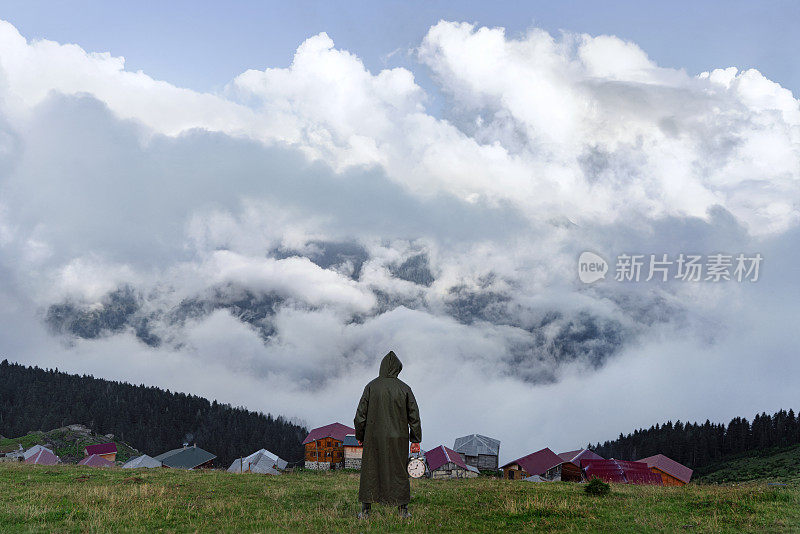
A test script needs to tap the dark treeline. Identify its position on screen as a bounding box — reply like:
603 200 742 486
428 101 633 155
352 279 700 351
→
0 360 307 467
592 409 800 468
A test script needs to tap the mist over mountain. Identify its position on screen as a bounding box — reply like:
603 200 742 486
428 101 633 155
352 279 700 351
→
42 240 655 385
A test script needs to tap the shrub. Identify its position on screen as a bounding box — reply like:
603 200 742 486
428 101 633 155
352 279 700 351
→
585 478 611 496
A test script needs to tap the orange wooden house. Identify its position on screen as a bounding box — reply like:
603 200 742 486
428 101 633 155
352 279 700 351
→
302 422 355 470
84 442 117 462
637 454 693 486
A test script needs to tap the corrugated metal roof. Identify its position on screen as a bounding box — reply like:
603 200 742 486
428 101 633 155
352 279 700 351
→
243 449 277 465
583 459 663 485
248 449 288 470
23 445 54 460
122 455 162 468
637 454 693 484
625 468 663 485
452 434 500 456
342 434 361 447
24 449 60 465
425 445 469 472
558 448 603 466
250 456 280 475
302 423 355 445
583 461 626 483
227 449 287 473
85 443 117 456
228 452 281 475
228 458 245 473
262 450 289 471
78 454 115 467
154 445 216 469
501 448 563 476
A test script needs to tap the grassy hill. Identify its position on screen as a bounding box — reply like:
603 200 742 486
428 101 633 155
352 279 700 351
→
697 444 800 484
0 425 139 464
0 464 798 533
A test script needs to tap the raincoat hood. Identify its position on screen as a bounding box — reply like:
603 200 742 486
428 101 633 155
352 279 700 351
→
379 351 402 378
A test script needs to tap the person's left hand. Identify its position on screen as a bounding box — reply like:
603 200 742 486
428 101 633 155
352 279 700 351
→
410 442 420 453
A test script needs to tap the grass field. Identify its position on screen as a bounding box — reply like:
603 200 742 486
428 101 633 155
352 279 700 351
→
1 463 798 533
697 444 800 484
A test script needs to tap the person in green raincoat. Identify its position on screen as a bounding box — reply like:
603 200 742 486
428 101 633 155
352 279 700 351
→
354 351 422 519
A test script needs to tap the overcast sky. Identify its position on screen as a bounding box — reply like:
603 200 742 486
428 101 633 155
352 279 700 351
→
0 3 798 462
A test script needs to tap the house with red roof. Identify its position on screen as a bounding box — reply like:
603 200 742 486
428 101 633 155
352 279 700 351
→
637 454 693 486
78 454 115 468
558 448 603 467
302 422 355 470
24 448 61 466
425 445 479 479
23 445 54 461
84 442 117 462
581 458 663 485
501 447 582 481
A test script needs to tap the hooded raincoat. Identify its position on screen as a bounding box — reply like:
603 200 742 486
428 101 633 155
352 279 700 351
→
355 351 422 505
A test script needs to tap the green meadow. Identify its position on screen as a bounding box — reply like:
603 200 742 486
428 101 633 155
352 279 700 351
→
1 463 798 533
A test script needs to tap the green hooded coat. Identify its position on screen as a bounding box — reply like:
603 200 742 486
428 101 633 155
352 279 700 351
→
355 351 422 505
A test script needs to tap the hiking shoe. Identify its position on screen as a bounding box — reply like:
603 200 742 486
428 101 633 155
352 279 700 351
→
398 506 411 519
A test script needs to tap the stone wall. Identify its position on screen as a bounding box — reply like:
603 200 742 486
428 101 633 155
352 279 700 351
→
430 462 479 479
304 461 325 470
305 460 344 470
345 457 362 470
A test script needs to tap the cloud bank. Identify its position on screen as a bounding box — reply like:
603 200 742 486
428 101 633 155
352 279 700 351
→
0 19 798 460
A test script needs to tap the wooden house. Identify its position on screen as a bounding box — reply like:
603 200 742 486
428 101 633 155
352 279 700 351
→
501 447 582 481
452 434 500 471
302 422 354 470
425 445 479 479
84 442 117 462
543 461 583 482
636 454 693 486
343 434 363 470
